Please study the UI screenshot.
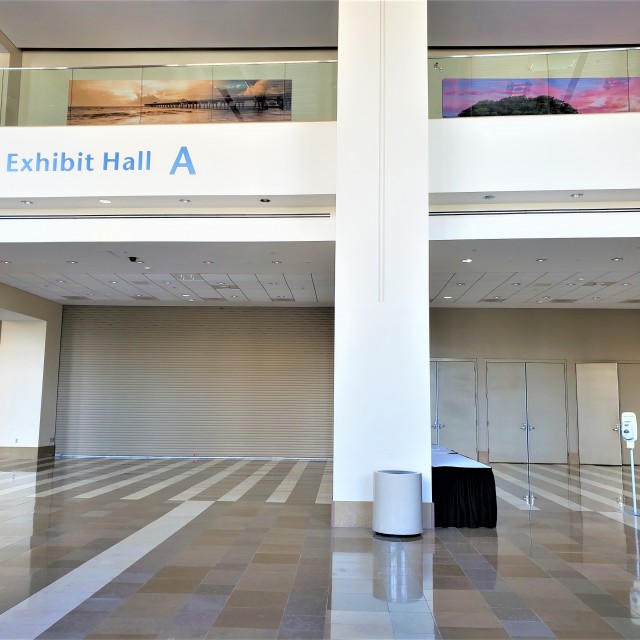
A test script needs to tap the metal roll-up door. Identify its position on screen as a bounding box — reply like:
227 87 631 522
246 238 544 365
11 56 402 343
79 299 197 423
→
56 306 334 458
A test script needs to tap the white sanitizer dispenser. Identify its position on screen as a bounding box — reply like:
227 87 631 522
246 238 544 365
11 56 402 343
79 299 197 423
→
621 411 638 449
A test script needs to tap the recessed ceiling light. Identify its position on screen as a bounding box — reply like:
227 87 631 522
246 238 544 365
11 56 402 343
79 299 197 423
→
189 299 195 302
543 296 551 299
536 258 547 262
268 282 278 285
136 260 145 264
493 296 501 299
67 260 77 264
537 300 543 304
272 260 282 264
134 294 143 298
461 258 473 263
512 282 521 286
20 200 33 205
456 282 465 286
57 280 66 283
443 296 453 299
179 199 191 204
2 260 11 264
85 293 94 296
483 194 495 200
276 295 287 298
623 283 631 286
99 199 111 204
611 257 623 262
231 295 239 298
567 283 576 286
260 198 271 203
144 266 151 270
203 261 214 264
217 282 226 285
109 281 117 284
578 278 584 281
593 296 601 300
181 294 190 297
571 193 583 198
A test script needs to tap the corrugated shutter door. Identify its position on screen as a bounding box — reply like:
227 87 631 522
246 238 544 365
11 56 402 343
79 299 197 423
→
56 307 334 458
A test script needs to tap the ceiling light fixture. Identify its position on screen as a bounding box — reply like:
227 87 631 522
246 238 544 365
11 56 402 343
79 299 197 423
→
67 260 77 264
443 296 453 299
57 280 66 283
571 193 583 198
456 282 465 286
181 294 190 297
593 296 601 300
99 199 111 204
536 258 547 262
179 199 191 204
612 257 623 262
623 283 631 286
203 261 214 265
144 266 151 270
136 260 145 264
512 282 521 286
109 281 117 284
461 258 473 263
2 260 11 264
20 200 33 205
272 260 282 264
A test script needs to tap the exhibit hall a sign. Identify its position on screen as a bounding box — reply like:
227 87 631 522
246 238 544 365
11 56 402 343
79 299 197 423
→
0 122 336 198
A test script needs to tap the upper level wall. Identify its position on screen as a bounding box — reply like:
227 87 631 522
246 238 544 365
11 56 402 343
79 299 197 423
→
429 112 640 200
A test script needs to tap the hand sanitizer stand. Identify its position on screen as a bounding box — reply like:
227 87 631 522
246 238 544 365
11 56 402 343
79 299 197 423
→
621 411 640 517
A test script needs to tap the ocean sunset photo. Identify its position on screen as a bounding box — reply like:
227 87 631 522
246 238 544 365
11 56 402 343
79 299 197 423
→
68 78 292 125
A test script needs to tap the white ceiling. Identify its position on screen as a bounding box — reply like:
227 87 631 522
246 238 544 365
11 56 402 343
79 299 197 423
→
0 1 639 310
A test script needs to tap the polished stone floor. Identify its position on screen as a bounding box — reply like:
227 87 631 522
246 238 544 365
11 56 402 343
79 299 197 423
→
0 457 639 639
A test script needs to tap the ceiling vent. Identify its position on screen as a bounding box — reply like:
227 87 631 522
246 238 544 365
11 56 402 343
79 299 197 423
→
551 299 577 303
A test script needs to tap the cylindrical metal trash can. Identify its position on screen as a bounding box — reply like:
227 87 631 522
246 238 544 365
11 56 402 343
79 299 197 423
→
372 470 423 536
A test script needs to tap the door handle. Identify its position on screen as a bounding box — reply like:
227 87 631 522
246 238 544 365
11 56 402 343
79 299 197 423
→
521 423 527 430
613 424 620 432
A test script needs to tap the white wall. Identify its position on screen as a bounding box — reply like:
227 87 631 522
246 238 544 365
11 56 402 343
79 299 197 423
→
0 283 62 448
430 113 640 197
431 307 640 458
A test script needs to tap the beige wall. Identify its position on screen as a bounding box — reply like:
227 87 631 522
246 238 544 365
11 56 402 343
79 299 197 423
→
431 308 640 457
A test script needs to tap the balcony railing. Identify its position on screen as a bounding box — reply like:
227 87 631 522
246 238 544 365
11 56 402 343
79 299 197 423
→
429 47 640 118
0 60 337 127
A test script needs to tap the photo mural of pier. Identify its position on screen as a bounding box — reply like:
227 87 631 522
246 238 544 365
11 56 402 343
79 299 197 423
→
67 79 292 125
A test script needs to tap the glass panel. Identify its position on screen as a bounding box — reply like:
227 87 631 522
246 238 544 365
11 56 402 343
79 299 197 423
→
628 50 640 112
429 56 473 119
285 60 336 122
17 68 73 126
68 67 144 125
547 49 629 114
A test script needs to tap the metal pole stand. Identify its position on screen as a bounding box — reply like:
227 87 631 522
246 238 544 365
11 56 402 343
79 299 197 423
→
624 447 640 517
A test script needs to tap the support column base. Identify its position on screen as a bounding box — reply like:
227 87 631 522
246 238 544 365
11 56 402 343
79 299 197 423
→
332 501 434 529
0 445 55 460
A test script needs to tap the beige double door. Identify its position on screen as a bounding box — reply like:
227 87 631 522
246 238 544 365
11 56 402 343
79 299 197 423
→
430 360 477 459
487 362 568 463
576 363 640 465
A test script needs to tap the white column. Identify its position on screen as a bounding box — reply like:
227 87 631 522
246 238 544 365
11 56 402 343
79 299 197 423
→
334 0 431 527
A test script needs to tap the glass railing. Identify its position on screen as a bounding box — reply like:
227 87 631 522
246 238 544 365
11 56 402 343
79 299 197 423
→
0 60 337 127
429 48 640 118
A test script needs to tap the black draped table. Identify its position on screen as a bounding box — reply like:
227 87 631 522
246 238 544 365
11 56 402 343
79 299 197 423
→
432 445 497 528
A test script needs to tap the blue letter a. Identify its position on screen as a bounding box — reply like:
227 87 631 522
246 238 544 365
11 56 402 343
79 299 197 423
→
170 146 196 175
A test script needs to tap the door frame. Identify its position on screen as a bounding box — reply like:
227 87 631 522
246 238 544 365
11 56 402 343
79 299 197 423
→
485 359 569 464
430 358 479 458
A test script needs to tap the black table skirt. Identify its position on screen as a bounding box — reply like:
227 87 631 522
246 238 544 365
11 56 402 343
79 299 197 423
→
432 466 497 528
